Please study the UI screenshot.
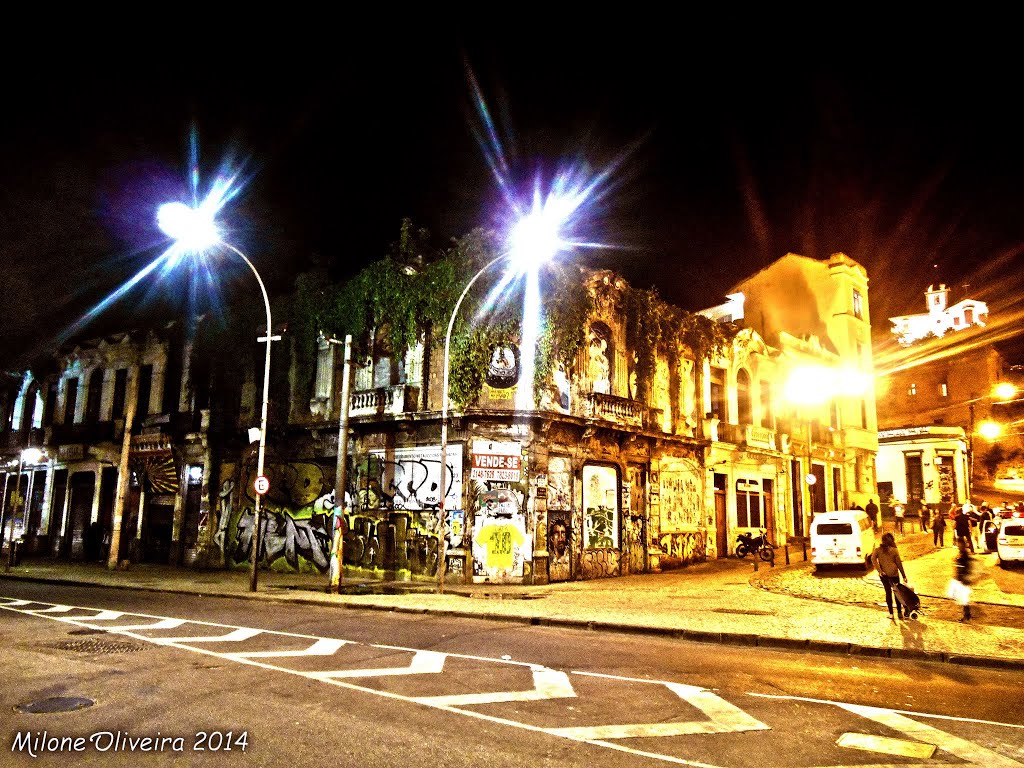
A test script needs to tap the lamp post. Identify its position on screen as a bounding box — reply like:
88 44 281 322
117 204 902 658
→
437 206 567 593
157 201 274 593
320 333 354 593
4 447 44 571
965 383 1017 503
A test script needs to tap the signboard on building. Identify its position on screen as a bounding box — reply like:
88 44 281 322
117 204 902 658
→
470 440 523 483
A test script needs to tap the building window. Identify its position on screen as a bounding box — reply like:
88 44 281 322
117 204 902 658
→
111 369 128 419
940 382 948 397
137 365 153 420
736 479 762 528
709 366 726 419
760 380 773 429
588 323 613 395
64 378 79 424
736 369 752 424
85 369 103 422
908 383 917 396
852 289 863 320
31 387 44 428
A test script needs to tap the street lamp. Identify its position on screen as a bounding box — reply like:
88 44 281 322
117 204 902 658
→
4 447 44 571
436 206 567 593
966 383 1017 502
157 201 274 593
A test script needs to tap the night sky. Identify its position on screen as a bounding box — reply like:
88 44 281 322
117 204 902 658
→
4 31 1023 368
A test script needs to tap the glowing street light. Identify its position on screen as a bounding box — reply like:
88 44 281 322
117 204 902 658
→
436 202 568 593
157 200 274 593
978 420 1003 441
4 447 45 571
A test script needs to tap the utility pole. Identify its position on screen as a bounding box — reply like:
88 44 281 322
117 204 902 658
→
324 334 353 593
108 365 139 569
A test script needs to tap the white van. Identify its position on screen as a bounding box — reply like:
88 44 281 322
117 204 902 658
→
810 510 875 571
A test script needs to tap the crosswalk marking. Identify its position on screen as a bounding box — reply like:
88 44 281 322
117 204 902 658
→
31 605 73 613
3 595 1020 768
227 638 349 658
312 650 447 679
836 732 937 758
548 680 769 740
154 627 263 644
416 666 576 707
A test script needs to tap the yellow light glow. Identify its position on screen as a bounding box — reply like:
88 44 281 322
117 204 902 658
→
978 421 1002 440
994 382 1017 401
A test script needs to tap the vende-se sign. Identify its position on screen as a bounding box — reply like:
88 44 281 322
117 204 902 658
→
471 440 523 482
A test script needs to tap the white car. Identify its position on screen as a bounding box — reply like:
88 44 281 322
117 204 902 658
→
996 517 1024 567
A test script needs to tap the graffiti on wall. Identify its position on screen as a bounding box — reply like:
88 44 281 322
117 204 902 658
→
547 510 571 582
658 530 707 566
472 488 529 582
659 458 702 530
218 455 448 577
580 546 619 579
547 456 572 511
358 445 463 511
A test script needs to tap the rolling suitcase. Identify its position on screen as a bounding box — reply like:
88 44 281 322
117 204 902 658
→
894 582 921 620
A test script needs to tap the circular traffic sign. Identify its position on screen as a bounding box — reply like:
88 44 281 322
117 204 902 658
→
254 475 270 495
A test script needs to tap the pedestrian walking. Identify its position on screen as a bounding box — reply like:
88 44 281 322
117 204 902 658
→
865 498 880 529
932 511 947 547
954 507 974 553
948 539 975 622
920 506 931 533
871 532 909 621
893 501 905 533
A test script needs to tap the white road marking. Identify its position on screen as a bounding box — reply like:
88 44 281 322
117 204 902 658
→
82 610 125 621
548 680 769 740
5 595 1021 768
416 666 576 707
95 617 187 631
836 732 937 758
30 605 73 613
312 649 447 679
153 627 263 644
750 693 1024 768
227 638 349 658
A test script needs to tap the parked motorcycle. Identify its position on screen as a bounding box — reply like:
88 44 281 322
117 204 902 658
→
735 529 775 563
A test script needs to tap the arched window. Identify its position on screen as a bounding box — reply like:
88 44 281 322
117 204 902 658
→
736 369 752 424
85 368 104 422
588 322 613 395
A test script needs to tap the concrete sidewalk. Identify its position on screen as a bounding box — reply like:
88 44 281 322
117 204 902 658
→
2 534 1022 672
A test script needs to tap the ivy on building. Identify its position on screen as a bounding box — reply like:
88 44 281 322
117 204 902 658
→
290 219 736 413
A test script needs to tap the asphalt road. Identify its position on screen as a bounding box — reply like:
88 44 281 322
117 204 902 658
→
2 583 1022 767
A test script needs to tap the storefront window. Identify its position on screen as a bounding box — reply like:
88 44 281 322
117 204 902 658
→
583 464 618 548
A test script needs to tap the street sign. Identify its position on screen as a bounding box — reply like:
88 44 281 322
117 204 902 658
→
254 475 270 495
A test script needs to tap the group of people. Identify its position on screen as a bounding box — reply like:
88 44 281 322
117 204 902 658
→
931 499 1001 552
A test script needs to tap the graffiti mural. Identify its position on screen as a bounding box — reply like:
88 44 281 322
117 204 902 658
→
658 530 707 566
472 488 530 583
580 546 619 579
547 510 571 582
659 458 702 530
358 445 463 511
582 464 618 548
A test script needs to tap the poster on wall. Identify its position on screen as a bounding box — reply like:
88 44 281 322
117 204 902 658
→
363 445 463 511
472 488 530 582
658 457 702 530
470 440 523 483
582 464 618 548
547 456 572 510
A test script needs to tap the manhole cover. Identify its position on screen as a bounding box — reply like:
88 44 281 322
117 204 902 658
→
68 628 107 636
15 696 94 714
712 608 774 616
51 638 145 655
